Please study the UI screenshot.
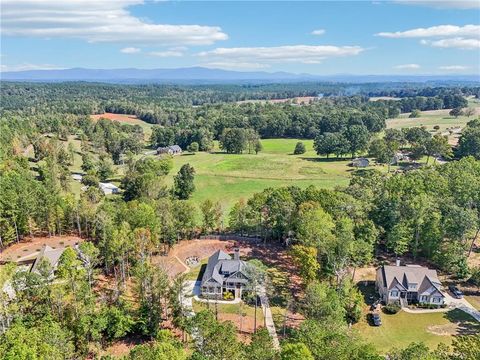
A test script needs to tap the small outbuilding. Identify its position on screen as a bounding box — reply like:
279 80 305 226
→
99 182 120 195
157 145 182 156
71 173 83 182
351 157 370 168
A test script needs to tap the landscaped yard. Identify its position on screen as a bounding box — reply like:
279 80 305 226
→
185 258 208 281
192 299 264 335
465 295 480 311
354 309 480 354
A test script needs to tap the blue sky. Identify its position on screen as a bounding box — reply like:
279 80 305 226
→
1 0 479 75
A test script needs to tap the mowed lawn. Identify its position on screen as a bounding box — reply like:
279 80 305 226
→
164 139 353 212
354 309 480 354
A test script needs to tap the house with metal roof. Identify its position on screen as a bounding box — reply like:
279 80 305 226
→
351 157 370 168
99 182 120 195
376 261 445 307
157 145 182 156
200 248 250 300
30 245 67 276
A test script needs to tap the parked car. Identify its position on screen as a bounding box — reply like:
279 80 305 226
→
371 312 382 326
449 285 464 299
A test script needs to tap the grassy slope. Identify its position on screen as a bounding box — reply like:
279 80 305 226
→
354 309 479 354
164 139 352 213
386 108 477 133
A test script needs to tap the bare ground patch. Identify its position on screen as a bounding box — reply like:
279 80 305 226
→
0 235 83 263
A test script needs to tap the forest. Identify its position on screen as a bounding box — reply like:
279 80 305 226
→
0 81 479 359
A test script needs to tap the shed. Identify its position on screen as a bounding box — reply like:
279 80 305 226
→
99 182 120 195
351 157 370 168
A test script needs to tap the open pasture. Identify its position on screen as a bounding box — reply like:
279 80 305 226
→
90 112 153 139
164 139 353 212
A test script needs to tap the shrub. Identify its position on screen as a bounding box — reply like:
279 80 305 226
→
294 142 306 155
223 291 234 301
383 303 401 314
187 142 199 153
409 109 421 118
433 125 440 130
469 267 480 286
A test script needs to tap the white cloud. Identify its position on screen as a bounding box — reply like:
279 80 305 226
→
394 64 421 70
121 47 141 54
376 24 480 38
438 65 470 71
149 50 184 57
422 37 480 49
1 0 228 45
394 1 480 9
0 63 65 72
198 45 365 65
201 62 270 70
311 29 326 36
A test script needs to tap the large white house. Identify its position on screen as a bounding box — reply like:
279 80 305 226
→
376 263 445 307
200 249 250 300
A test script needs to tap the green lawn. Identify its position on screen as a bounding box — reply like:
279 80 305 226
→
185 259 208 281
465 295 480 310
164 139 354 213
354 309 480 354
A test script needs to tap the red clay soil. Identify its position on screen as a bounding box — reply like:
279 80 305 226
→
0 235 83 263
90 113 141 124
152 239 236 278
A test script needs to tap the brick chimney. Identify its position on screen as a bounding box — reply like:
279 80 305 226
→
396 258 401 267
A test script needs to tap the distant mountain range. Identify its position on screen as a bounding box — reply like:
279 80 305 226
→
1 67 479 84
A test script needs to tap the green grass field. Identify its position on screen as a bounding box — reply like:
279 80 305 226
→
164 139 353 213
354 309 479 354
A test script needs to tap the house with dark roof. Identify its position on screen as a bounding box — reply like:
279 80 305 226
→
376 262 445 307
200 248 250 299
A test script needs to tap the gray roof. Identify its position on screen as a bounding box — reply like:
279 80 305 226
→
378 264 444 296
30 245 65 274
169 145 182 152
201 250 249 286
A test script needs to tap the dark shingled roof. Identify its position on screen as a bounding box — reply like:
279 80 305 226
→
201 250 250 286
378 264 444 296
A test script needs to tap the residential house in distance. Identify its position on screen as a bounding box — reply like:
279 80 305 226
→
376 261 446 307
157 145 182 156
200 248 250 299
99 182 120 195
351 157 370 168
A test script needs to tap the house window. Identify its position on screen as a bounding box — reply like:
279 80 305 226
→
420 295 427 302
391 291 398 297
408 284 417 290
432 297 441 303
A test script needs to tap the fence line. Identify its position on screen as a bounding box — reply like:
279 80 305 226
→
198 234 262 242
